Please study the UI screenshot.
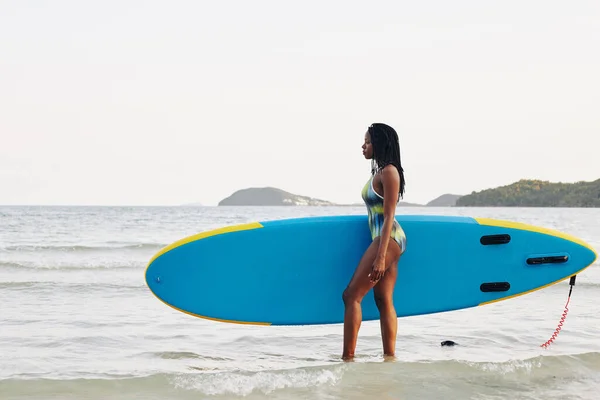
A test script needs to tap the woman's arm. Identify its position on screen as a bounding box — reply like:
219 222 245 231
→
370 165 400 281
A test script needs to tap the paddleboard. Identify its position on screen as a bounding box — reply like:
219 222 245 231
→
145 215 597 326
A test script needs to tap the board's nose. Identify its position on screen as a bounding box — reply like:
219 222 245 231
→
571 239 597 270
584 243 598 266
536 239 596 269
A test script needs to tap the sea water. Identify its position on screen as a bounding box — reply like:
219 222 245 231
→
1 205 599 400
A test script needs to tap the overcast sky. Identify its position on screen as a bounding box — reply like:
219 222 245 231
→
1 0 598 206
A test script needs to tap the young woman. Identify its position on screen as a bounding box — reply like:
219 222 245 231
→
342 122 407 360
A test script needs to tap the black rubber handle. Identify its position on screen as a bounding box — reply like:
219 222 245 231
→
480 234 511 245
480 282 511 292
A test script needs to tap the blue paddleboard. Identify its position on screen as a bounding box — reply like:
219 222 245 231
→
145 215 597 326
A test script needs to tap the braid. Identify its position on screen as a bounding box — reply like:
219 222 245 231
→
368 123 406 198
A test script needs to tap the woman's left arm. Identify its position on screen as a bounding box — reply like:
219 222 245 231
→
370 165 400 282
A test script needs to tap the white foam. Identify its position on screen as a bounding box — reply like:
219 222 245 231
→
170 365 345 396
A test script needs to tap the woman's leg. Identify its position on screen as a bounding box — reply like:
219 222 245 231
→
373 255 400 357
341 236 401 360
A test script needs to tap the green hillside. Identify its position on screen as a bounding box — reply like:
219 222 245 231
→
456 179 600 207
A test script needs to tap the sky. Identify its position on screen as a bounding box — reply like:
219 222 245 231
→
1 0 599 206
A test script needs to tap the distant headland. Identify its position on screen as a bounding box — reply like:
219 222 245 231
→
218 187 335 206
216 187 451 207
213 178 600 207
456 179 600 207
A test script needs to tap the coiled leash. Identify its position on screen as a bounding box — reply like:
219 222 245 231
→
540 275 577 349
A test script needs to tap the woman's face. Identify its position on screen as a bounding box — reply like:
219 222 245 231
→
362 131 373 159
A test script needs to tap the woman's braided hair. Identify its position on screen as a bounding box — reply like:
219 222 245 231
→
368 123 405 199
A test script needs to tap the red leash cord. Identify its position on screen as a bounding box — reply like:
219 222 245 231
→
540 275 576 349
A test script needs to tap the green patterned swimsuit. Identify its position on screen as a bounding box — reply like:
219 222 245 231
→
361 174 406 253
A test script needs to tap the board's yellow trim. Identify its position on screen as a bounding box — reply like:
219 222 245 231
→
475 217 598 258
144 221 270 326
478 265 592 306
147 221 264 265
475 217 597 306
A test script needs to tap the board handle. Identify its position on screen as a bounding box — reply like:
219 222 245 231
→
480 234 511 245
526 254 569 265
480 282 511 292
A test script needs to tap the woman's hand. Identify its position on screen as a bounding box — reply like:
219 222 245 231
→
369 256 386 283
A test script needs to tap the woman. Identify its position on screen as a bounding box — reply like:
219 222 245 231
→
342 122 407 360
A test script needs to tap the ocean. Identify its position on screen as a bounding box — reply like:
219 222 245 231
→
1 205 599 400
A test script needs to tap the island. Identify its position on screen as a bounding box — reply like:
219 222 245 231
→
218 187 425 206
213 178 600 207
456 179 600 207
426 194 463 207
218 187 336 206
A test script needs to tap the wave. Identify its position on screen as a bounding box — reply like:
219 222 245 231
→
139 351 235 361
0 260 143 271
431 351 600 374
0 365 346 399
0 281 144 291
2 352 599 398
1 243 167 252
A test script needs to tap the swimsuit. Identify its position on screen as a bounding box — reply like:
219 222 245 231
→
361 174 407 253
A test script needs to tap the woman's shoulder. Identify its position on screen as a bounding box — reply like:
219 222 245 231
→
380 164 400 178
